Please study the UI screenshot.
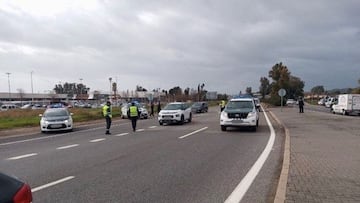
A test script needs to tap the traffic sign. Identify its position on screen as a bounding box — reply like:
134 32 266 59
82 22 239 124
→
278 89 286 97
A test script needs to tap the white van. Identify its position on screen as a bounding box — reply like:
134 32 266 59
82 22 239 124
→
0 104 18 111
331 94 360 115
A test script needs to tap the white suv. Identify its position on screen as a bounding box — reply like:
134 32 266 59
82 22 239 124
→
158 102 192 125
220 97 259 131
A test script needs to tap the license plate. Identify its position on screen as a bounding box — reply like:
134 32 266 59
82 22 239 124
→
232 119 243 123
50 124 63 128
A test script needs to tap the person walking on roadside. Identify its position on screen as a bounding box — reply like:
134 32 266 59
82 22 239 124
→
127 102 140 132
103 101 112 134
298 97 304 113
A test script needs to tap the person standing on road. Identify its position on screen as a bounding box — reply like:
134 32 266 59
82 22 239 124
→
127 102 140 132
298 97 304 113
149 101 154 118
157 101 161 114
220 100 226 112
103 101 112 134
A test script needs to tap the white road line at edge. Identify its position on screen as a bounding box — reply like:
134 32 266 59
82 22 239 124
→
7 153 38 160
90 138 105 143
31 176 75 193
178 127 208 139
56 144 79 150
149 126 157 129
224 106 276 203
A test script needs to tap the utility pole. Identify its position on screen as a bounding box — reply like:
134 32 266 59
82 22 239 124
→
6 72 11 101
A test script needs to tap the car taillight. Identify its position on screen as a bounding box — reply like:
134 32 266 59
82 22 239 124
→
13 183 33 203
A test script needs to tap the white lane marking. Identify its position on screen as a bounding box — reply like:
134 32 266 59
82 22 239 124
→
90 138 105 143
178 127 208 139
136 129 145 132
7 153 38 160
0 122 129 146
224 106 276 203
149 126 157 129
0 134 66 146
31 176 75 192
56 144 79 150
115 133 129 137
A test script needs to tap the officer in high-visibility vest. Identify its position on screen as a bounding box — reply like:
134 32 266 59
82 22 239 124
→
220 100 226 112
127 102 140 132
103 101 112 135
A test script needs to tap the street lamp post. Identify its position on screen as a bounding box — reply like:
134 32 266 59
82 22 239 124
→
6 72 11 101
31 71 34 104
109 77 112 101
79 78 83 96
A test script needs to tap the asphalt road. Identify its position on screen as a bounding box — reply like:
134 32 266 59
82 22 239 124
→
0 107 283 203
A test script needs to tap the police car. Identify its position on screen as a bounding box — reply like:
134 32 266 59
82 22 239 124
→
220 96 259 131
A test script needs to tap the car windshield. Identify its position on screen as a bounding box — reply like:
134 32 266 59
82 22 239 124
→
44 109 69 117
226 101 253 109
192 102 202 107
164 103 183 110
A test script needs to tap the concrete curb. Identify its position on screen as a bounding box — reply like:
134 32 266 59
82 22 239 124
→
269 111 290 203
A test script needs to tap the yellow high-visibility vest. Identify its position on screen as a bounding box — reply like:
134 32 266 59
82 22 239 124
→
103 105 112 118
129 106 138 117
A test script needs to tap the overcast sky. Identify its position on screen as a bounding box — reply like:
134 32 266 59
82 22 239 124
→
0 0 359 95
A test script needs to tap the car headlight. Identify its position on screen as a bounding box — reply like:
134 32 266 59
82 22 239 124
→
221 111 228 118
248 111 256 117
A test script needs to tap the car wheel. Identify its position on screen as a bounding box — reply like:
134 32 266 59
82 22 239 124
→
221 125 226 131
159 121 163 125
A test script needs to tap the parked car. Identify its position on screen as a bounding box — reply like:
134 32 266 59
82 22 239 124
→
121 102 148 119
286 99 296 105
318 98 325 105
39 107 73 133
220 97 259 131
0 104 18 111
158 102 192 125
0 172 32 203
325 97 338 108
191 101 208 113
20 104 33 109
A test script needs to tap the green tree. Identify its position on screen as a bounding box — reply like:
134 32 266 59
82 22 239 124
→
311 85 325 99
54 82 89 96
351 78 360 93
288 76 305 99
259 77 271 98
267 62 304 105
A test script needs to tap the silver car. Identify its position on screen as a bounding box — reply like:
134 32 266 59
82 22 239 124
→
39 108 73 133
